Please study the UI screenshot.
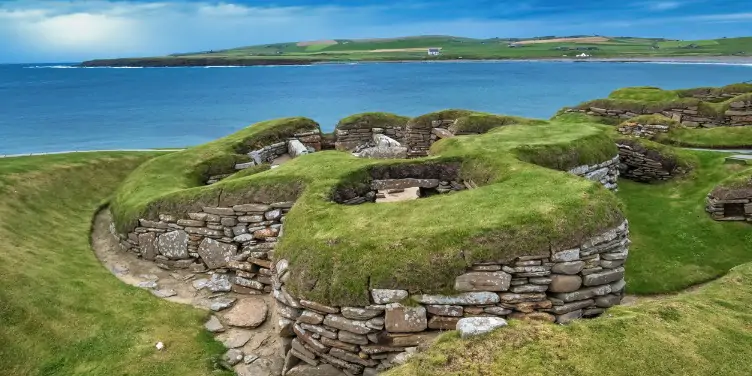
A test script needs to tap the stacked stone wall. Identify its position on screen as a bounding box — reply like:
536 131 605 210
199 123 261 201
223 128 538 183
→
567 97 752 129
335 126 407 152
706 192 752 222
567 156 620 191
404 120 455 158
207 130 321 184
117 202 294 294
273 220 629 374
617 122 670 139
617 143 686 182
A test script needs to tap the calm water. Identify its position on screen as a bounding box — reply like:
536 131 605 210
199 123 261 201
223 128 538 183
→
1 61 751 155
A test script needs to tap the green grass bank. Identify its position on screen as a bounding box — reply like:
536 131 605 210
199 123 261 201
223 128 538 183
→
0 152 230 376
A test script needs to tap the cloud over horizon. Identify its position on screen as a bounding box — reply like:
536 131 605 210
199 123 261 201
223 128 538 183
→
0 0 750 63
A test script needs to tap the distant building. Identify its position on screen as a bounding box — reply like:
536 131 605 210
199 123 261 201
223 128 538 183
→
508 43 521 48
427 48 441 56
576 53 591 58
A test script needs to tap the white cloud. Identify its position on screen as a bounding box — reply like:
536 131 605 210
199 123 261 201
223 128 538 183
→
0 0 748 63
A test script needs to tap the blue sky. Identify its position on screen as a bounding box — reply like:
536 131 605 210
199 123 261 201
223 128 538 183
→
0 0 750 63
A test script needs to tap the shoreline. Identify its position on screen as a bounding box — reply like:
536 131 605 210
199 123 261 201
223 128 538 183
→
77 55 752 68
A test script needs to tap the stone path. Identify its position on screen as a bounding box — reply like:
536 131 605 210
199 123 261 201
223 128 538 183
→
91 210 296 376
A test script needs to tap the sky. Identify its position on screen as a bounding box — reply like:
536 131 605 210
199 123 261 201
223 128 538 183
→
0 0 750 63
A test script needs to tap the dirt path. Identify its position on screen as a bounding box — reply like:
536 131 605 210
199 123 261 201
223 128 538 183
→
91 210 285 375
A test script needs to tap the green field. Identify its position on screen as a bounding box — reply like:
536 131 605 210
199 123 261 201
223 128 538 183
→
190 35 752 60
0 152 230 376
82 35 752 66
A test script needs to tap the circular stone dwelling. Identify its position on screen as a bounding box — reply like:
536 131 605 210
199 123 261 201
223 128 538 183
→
108 110 629 375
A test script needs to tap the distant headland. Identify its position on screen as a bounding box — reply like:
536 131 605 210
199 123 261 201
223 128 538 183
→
80 35 752 68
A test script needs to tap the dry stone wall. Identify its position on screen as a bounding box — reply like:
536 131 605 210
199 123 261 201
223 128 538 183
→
405 119 456 158
617 122 670 139
272 220 630 375
117 202 294 294
206 130 322 184
567 156 620 191
567 97 752 128
335 126 407 152
617 142 687 182
706 190 752 222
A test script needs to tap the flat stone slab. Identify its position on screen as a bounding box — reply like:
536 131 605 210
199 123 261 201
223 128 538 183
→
724 155 752 165
456 317 508 338
223 298 268 328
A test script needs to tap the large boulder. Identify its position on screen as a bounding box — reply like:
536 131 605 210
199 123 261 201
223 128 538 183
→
356 146 408 159
288 139 310 158
456 317 508 339
373 134 402 148
157 230 189 259
197 238 237 269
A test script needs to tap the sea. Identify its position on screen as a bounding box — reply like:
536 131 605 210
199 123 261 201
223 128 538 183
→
1 61 751 155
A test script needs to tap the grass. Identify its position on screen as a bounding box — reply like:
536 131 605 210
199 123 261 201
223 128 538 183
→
619 150 752 294
386 259 752 376
111 116 319 232
657 127 752 148
609 86 681 102
109 112 623 306
82 35 752 66
620 114 679 127
0 152 230 376
571 84 752 149
336 112 411 130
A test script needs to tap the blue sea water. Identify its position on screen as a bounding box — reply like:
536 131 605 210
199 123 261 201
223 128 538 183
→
1 61 751 155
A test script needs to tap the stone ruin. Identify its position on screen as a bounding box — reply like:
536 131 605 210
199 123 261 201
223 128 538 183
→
706 179 752 222
109 111 635 375
616 140 689 183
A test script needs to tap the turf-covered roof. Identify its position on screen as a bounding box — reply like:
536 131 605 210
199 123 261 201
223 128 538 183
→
572 83 752 119
110 111 623 306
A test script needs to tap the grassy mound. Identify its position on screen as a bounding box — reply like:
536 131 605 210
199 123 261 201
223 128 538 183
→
574 83 752 120
619 114 679 127
617 137 698 175
386 259 752 376
336 112 410 130
448 114 545 134
111 117 320 232
656 127 752 149
0 152 229 376
110 112 622 306
609 86 681 102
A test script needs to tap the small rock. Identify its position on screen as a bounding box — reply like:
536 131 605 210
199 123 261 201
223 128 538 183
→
218 329 253 348
111 263 129 275
206 274 232 292
192 278 210 290
151 289 177 298
137 281 158 289
210 297 237 311
205 315 225 333
223 349 244 366
243 354 259 364
456 317 508 339
155 341 165 351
